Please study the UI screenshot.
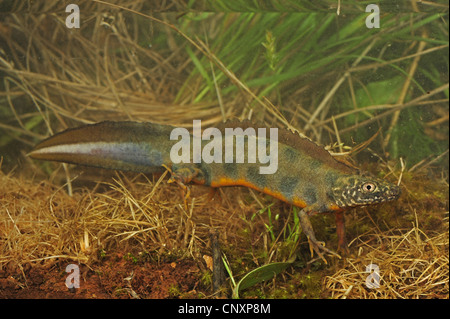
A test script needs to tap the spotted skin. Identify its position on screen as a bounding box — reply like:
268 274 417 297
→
29 120 401 262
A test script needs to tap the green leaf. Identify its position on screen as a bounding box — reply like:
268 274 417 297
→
232 259 294 299
185 46 213 102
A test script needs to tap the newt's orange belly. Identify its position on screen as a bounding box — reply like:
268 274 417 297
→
209 176 308 208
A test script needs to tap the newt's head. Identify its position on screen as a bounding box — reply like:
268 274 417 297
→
331 175 400 208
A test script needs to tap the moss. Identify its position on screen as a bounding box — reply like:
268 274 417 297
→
200 270 213 288
168 284 182 298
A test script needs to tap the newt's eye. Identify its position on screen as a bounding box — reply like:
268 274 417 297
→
362 182 376 193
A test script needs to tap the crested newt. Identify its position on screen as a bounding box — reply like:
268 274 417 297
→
29 120 401 262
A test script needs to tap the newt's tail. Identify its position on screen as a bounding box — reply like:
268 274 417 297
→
29 121 175 173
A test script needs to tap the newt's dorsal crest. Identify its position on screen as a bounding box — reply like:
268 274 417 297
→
217 119 356 174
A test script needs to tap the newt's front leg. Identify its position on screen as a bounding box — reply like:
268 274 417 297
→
335 211 349 253
298 208 341 263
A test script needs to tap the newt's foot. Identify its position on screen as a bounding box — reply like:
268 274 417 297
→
298 208 341 264
306 236 341 264
337 241 350 255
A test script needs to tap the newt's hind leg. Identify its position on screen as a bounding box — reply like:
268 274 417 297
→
298 208 341 263
206 187 219 203
163 164 201 207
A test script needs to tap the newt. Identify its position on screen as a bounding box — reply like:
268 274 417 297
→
29 120 401 261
